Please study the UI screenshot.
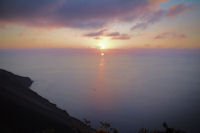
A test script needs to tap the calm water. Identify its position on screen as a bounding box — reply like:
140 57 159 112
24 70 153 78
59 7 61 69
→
1 49 200 133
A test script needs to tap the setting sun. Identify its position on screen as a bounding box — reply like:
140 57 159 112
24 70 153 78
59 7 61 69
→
98 42 106 49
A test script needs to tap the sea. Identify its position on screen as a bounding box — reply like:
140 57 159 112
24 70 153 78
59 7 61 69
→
0 48 200 133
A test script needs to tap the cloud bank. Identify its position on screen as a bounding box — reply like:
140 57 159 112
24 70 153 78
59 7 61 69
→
0 0 196 32
0 0 169 29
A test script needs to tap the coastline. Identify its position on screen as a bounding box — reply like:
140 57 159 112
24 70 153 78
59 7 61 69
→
0 69 94 133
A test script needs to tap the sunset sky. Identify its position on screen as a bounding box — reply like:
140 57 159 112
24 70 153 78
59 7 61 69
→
0 0 200 49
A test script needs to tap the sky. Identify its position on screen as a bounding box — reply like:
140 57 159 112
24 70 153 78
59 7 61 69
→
0 0 200 49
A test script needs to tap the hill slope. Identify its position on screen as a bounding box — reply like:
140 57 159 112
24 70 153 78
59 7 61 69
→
0 69 94 133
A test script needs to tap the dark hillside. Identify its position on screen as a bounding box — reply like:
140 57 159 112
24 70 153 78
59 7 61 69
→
0 69 93 133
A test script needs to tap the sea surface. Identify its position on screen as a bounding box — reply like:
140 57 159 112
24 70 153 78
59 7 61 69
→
0 49 200 133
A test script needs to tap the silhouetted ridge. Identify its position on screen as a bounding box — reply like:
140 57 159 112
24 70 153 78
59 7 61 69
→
0 69 33 88
0 69 93 133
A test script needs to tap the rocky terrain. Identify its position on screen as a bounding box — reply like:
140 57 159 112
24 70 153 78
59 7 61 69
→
0 69 94 133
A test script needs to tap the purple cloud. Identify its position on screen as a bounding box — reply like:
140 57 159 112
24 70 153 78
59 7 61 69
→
84 29 107 37
154 32 186 39
0 0 168 29
166 3 195 17
131 22 148 31
106 32 120 37
111 34 130 40
84 30 130 40
131 3 195 31
131 9 165 31
0 0 196 30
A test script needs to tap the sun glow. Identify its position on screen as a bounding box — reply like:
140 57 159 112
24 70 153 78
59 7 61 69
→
98 42 106 49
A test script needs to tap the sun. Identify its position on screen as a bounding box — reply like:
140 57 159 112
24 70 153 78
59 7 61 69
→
98 42 106 49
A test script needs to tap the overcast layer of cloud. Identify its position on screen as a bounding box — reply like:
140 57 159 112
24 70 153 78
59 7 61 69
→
0 0 196 31
0 0 169 29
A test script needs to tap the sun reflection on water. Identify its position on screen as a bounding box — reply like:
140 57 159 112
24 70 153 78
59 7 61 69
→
89 50 116 112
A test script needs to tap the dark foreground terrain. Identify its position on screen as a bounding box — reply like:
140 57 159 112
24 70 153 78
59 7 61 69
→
0 69 94 133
